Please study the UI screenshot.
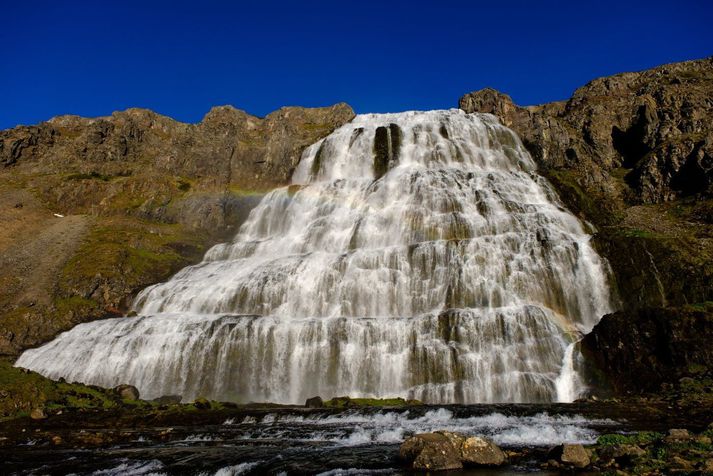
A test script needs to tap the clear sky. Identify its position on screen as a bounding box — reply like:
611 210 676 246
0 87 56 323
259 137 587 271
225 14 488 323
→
2 0 712 129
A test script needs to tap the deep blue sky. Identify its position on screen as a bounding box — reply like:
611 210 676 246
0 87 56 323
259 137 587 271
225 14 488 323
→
2 1 712 129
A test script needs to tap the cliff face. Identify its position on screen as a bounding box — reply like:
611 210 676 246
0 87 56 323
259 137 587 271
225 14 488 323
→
0 104 354 355
460 58 713 206
460 58 713 394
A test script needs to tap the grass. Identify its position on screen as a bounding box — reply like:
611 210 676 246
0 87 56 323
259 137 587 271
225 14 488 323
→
597 431 663 446
0 358 120 420
59 217 206 297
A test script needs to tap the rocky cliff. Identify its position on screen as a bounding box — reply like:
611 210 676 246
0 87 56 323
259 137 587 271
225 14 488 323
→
0 103 354 355
460 57 713 393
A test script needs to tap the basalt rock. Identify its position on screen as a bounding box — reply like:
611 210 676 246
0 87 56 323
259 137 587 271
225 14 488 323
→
580 306 713 393
305 396 323 408
460 57 713 207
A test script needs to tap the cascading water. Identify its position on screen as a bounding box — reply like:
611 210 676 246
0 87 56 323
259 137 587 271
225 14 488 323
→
16 109 614 404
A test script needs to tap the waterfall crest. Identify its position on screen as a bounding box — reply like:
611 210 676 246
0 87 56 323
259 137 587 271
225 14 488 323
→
16 109 613 403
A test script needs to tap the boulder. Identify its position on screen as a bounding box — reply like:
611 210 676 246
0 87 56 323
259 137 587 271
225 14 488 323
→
548 443 590 468
114 384 140 400
305 396 323 408
460 435 506 466
400 433 463 471
30 407 46 420
400 431 505 470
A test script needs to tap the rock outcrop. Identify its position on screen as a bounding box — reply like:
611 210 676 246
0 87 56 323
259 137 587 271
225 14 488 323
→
0 103 354 355
460 57 713 394
460 58 713 206
581 305 713 393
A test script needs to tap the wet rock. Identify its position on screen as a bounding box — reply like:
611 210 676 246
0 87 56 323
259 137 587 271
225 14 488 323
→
400 433 463 471
413 443 463 471
29 408 46 420
581 307 713 393
151 395 182 405
460 435 506 466
548 443 590 468
305 396 323 408
114 384 140 401
400 431 505 470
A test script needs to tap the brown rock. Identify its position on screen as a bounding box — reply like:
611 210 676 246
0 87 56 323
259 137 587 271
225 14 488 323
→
666 428 692 442
460 57 713 206
29 407 46 420
548 443 590 468
460 436 506 466
400 433 463 471
400 431 505 470
671 455 694 471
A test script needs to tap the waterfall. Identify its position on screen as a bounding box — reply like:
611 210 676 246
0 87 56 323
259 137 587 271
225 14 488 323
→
16 109 614 403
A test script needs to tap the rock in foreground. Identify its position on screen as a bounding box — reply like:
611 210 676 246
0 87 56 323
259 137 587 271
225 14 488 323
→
400 431 505 471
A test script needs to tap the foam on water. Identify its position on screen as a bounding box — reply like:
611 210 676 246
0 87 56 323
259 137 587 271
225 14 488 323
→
88 459 165 476
235 409 616 447
16 109 614 403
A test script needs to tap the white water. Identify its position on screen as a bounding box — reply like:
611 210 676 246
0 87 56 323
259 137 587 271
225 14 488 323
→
227 409 615 447
17 109 613 403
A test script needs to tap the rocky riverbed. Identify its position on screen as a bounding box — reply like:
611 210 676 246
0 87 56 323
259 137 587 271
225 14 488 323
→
1 398 712 475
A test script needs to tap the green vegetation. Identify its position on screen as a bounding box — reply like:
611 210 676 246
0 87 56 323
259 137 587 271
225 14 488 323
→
0 358 119 420
545 168 622 226
59 218 206 298
622 228 665 239
597 431 663 446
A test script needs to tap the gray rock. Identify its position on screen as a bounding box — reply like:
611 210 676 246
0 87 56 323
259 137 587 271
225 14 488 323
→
114 384 140 400
305 396 323 408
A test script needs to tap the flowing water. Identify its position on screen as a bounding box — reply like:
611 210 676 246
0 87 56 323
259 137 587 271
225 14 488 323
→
4 405 638 475
16 109 614 404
